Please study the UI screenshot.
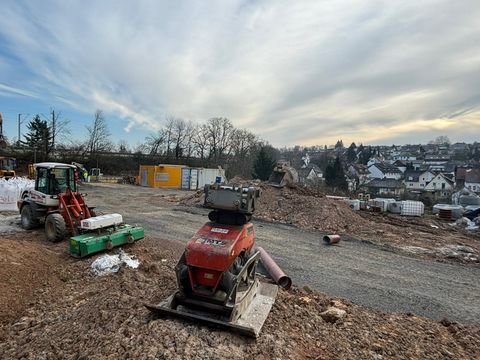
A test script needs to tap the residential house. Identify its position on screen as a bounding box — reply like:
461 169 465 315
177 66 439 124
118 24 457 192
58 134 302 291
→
404 170 435 190
392 160 407 173
297 164 323 185
424 173 454 196
451 142 469 153
347 163 370 188
367 156 384 167
465 168 480 193
392 153 417 162
424 155 450 172
363 179 404 197
368 162 403 180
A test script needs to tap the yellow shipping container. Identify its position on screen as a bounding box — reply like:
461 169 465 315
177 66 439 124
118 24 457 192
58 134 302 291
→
139 164 185 188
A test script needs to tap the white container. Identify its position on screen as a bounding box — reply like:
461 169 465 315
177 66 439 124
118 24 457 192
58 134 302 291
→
400 201 424 216
372 198 396 212
196 168 226 188
346 199 360 211
388 201 402 214
80 213 123 230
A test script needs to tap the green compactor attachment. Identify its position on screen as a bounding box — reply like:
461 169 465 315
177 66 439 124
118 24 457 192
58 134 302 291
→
69 224 144 258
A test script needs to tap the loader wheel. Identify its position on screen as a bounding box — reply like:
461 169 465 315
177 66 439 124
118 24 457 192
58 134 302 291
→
45 213 67 242
21 205 39 230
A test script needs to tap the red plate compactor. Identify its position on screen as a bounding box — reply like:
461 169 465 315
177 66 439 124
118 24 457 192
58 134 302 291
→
146 184 278 337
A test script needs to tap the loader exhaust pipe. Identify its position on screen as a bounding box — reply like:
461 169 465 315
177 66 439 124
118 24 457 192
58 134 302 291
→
257 247 292 290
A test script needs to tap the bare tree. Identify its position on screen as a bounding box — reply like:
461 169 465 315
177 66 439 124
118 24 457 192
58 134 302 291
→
204 117 234 163
117 139 131 153
183 120 197 158
192 125 208 160
164 116 175 158
171 118 188 159
85 110 112 156
226 129 259 177
145 130 167 156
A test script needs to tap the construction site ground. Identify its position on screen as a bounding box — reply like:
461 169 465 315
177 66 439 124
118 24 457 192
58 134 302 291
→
1 182 480 359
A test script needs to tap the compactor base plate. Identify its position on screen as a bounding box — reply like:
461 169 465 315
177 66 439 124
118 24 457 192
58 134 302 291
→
146 281 278 338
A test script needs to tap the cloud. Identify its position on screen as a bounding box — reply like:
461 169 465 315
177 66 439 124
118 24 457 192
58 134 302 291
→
0 83 38 98
0 0 479 146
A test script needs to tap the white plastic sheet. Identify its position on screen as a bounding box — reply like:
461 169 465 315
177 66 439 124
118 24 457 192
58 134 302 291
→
91 250 140 276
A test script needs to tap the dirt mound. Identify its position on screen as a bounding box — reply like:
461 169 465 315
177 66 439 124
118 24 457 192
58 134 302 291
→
1 233 479 360
255 186 362 233
0 232 64 324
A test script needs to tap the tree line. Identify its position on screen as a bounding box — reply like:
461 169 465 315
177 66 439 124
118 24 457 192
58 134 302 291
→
13 110 278 179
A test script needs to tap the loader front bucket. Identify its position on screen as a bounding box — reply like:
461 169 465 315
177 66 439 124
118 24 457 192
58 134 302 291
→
146 280 278 338
268 171 286 188
69 224 144 258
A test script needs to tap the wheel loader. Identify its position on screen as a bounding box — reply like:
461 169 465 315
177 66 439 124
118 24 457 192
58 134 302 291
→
18 162 144 257
146 184 278 337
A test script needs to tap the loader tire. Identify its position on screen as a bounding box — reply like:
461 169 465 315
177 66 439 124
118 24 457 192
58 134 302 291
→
45 213 67 243
21 204 39 230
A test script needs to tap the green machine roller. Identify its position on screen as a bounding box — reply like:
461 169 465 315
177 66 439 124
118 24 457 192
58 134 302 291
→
69 214 145 258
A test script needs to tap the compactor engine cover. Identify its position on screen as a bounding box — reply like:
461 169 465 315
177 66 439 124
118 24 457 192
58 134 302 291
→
182 222 254 294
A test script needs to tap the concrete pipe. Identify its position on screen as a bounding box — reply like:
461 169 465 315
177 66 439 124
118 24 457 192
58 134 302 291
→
323 234 341 245
257 247 292 290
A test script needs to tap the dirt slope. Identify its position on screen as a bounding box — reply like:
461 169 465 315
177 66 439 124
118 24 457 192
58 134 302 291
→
1 232 479 360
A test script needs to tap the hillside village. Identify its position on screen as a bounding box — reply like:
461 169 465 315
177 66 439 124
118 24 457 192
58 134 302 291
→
281 140 480 206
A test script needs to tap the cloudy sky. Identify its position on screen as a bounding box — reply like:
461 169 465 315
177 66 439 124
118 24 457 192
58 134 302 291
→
0 0 479 147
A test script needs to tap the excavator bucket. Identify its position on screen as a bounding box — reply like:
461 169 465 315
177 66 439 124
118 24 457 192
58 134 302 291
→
146 280 278 338
268 170 287 187
268 162 299 188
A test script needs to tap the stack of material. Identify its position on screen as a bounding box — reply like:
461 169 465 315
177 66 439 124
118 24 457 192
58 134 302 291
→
433 204 464 220
400 201 425 217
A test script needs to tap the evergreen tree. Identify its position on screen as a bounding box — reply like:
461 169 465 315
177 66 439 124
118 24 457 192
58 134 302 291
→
359 146 372 165
252 146 276 180
334 139 344 149
22 115 52 161
325 156 348 190
346 142 357 163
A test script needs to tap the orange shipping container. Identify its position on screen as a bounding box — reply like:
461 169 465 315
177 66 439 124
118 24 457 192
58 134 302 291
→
139 164 185 188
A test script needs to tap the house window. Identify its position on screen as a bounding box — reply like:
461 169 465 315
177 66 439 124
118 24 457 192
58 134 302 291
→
433 182 436 188
442 183 445 189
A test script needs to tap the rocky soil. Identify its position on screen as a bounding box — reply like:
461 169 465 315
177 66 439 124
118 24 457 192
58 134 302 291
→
1 228 479 359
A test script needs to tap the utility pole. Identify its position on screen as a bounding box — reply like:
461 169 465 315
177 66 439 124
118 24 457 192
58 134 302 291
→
17 113 21 146
52 109 55 149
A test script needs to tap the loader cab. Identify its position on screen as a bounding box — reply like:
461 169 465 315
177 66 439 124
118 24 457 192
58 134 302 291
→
35 163 77 195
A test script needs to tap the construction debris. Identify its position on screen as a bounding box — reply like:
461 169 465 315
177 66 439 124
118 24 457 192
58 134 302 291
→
91 250 140 276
